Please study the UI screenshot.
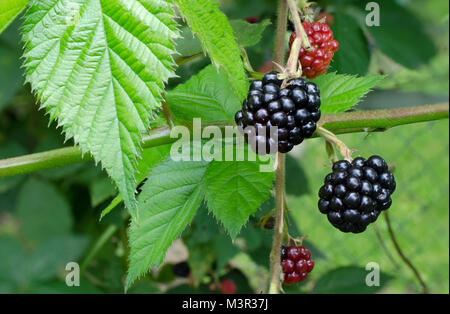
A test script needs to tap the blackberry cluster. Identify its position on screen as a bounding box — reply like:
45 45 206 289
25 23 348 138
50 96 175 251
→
289 22 339 79
318 156 396 233
234 71 321 154
281 246 314 284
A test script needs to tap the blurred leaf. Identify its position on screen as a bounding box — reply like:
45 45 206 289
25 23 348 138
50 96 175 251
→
0 44 23 112
27 281 102 294
156 263 176 283
364 1 437 69
221 0 276 19
230 19 271 47
27 235 90 282
214 235 239 273
312 72 385 113
229 252 269 293
166 65 241 121
126 160 209 290
0 0 27 34
188 243 215 287
89 177 116 208
22 0 179 222
331 12 370 76
237 224 263 252
16 178 73 245
203 160 274 238
127 280 161 294
285 155 309 196
313 266 394 294
0 141 27 193
0 236 28 286
174 0 248 99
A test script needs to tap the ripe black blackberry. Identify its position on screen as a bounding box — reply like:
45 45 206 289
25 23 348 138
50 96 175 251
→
234 71 321 154
172 261 190 277
318 156 396 233
281 245 314 285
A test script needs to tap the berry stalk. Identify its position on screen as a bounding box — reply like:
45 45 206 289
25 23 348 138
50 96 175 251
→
285 0 311 78
316 126 354 161
384 211 429 293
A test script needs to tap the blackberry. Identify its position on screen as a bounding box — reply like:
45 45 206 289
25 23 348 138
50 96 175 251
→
281 245 314 285
235 71 321 155
317 156 396 233
172 261 190 277
289 22 339 79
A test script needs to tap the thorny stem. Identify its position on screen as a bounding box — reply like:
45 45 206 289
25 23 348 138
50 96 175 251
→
0 103 448 178
384 211 429 294
268 0 289 294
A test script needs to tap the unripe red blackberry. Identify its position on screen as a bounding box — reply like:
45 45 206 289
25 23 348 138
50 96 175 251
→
235 71 321 155
281 245 314 285
289 22 339 79
220 279 237 294
318 156 396 233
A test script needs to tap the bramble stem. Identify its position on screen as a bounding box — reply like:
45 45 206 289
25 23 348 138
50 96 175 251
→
269 153 286 294
267 0 289 294
0 103 448 178
384 211 429 294
274 0 288 66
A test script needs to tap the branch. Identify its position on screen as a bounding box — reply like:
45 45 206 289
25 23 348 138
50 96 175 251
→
268 0 288 294
0 103 448 178
384 211 429 294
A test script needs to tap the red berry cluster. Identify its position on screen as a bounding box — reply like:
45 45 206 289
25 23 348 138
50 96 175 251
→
281 245 314 284
289 22 339 79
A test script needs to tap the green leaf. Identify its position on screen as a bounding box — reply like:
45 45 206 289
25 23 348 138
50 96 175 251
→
0 0 27 34
313 266 394 294
364 1 437 69
16 178 73 245
203 160 274 238
100 144 171 219
174 0 248 99
21 0 179 222
331 12 370 76
230 19 271 47
126 159 209 290
312 73 385 113
166 65 241 121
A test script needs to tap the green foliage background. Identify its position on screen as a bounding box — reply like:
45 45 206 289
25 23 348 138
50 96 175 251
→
0 0 448 294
